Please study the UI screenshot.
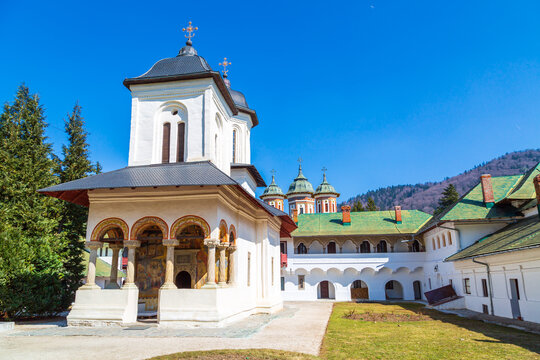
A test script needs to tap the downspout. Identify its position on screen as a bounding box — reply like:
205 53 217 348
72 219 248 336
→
472 258 494 316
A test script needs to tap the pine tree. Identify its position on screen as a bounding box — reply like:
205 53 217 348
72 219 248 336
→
434 184 459 216
0 85 65 318
351 201 365 212
57 103 98 306
366 196 378 211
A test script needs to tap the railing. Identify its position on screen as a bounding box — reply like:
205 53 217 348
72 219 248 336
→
280 253 287 268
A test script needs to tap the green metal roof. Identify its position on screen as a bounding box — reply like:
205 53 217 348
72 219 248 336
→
82 249 125 278
260 175 285 198
446 215 540 261
292 210 432 237
314 173 339 196
504 162 540 201
440 175 523 221
286 165 314 196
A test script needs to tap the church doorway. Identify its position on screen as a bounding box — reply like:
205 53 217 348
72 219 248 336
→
318 281 335 299
351 280 369 300
175 223 208 289
175 271 191 288
385 280 404 300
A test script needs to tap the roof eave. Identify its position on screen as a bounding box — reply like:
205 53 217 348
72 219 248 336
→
236 106 259 127
123 71 239 116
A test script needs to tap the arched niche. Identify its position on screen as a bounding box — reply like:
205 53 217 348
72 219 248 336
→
130 216 168 240
342 240 356 253
170 215 211 240
229 224 237 246
90 217 129 242
309 240 324 254
218 219 228 243
385 280 404 300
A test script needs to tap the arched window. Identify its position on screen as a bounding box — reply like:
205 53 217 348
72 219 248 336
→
437 236 441 249
448 231 453 245
376 240 388 253
232 129 237 163
432 238 436 250
442 234 447 247
410 240 420 252
177 122 185 162
297 243 307 254
162 123 171 163
327 241 336 254
360 241 371 253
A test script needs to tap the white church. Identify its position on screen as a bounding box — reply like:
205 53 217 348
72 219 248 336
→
40 23 540 327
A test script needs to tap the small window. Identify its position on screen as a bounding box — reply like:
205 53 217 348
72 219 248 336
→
482 304 489 314
177 122 185 162
448 231 453 245
327 241 336 254
482 279 489 297
280 241 287 254
298 275 305 290
360 241 371 253
297 243 307 254
232 129 237 163
463 278 471 294
281 277 285 291
376 240 387 253
162 123 171 163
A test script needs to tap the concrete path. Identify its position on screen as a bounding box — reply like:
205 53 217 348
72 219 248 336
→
0 301 333 360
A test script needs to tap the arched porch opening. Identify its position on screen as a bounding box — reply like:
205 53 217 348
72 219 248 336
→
317 280 335 299
174 219 209 289
297 242 307 254
132 217 167 313
175 271 192 289
351 280 369 300
360 240 371 253
385 280 404 300
376 240 388 253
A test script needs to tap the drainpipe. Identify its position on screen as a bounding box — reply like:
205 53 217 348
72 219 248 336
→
472 258 494 316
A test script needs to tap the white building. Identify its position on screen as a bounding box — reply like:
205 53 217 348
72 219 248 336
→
39 26 295 327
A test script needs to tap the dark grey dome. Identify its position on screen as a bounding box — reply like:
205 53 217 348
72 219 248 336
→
229 89 249 108
132 45 212 80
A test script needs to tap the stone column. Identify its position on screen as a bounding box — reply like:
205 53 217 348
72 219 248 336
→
203 239 219 288
228 245 237 286
82 241 103 289
218 242 229 286
123 240 141 289
162 239 179 289
106 242 124 289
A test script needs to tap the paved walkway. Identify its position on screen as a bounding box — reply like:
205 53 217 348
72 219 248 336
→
0 301 333 360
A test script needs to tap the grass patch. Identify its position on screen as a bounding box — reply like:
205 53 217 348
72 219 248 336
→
149 349 316 360
321 302 540 360
343 307 432 322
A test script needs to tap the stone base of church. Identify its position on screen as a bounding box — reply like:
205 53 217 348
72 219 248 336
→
67 287 139 327
158 287 259 328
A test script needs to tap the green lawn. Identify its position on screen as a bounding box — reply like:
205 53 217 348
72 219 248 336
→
149 302 540 360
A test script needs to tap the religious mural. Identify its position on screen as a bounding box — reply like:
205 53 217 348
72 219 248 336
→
135 226 165 311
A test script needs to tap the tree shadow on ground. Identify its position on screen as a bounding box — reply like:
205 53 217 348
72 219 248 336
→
397 302 540 355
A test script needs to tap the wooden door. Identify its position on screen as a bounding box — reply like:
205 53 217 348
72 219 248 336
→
320 281 329 299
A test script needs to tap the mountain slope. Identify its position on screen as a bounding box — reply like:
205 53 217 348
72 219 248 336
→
344 149 540 214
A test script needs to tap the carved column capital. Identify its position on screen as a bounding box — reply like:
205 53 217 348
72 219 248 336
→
86 241 103 250
204 238 220 248
163 239 179 247
218 242 230 249
109 242 124 251
124 240 141 249
228 245 237 252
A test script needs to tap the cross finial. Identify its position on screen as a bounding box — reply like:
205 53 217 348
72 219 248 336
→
182 21 198 45
271 169 276 176
322 166 327 174
219 57 232 78
297 157 303 165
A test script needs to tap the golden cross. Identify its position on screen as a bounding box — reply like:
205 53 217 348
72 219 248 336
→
219 57 232 77
322 166 327 174
182 21 198 42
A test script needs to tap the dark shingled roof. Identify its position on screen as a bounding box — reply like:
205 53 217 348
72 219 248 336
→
38 161 237 206
446 215 540 261
230 163 266 187
230 89 248 108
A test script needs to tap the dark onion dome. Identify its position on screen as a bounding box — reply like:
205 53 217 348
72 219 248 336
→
123 41 258 127
286 165 314 197
260 175 285 199
314 173 340 197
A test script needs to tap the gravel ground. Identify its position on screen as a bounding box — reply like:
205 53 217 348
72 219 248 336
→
0 301 333 360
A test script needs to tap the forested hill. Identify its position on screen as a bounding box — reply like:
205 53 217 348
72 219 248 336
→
344 149 540 214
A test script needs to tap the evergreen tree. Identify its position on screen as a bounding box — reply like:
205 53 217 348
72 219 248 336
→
351 200 365 212
57 103 98 306
0 85 65 318
366 196 378 211
434 184 460 216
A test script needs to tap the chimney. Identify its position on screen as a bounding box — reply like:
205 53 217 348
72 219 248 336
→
534 174 540 217
292 209 298 224
341 205 351 226
481 174 495 208
394 206 402 224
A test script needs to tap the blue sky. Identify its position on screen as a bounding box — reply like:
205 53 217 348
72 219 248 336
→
1 0 540 201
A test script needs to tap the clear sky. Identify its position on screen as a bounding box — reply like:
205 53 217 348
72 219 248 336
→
1 0 540 201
